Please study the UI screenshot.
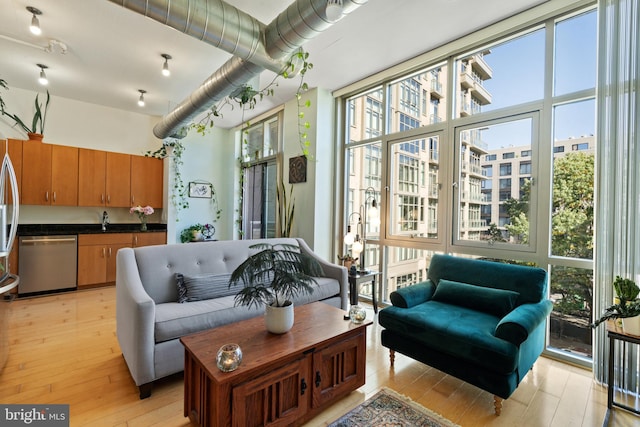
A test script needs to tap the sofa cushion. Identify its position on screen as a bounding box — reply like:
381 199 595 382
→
176 272 235 303
155 296 263 342
378 301 519 375
432 279 520 318
427 254 548 306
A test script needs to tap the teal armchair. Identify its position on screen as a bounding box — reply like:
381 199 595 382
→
379 254 552 415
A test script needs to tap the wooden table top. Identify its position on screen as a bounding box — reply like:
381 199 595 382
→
180 302 373 385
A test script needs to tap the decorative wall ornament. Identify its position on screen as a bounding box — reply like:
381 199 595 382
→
289 155 307 183
189 181 213 198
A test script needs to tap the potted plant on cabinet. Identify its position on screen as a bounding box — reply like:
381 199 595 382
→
229 243 322 334
592 276 640 335
0 78 50 140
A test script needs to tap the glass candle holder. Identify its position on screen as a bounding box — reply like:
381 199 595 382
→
216 343 242 372
349 305 367 324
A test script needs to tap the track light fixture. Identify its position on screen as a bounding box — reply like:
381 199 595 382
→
37 64 48 85
161 53 172 77
137 89 146 107
26 6 42 35
325 0 343 23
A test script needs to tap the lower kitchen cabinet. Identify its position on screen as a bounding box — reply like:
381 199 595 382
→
77 232 167 287
132 231 166 247
77 233 132 287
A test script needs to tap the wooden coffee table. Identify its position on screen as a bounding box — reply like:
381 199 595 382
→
180 302 372 427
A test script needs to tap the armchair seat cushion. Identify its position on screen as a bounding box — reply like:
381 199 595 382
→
379 302 518 375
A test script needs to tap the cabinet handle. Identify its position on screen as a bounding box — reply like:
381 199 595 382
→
315 371 321 388
53 192 56 203
45 191 49 202
300 378 307 395
134 236 137 246
131 195 135 204
101 194 105 203
108 247 112 257
102 248 106 258
107 194 111 204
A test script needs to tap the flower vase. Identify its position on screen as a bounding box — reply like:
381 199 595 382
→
140 218 147 231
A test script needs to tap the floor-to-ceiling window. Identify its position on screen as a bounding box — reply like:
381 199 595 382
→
341 5 596 366
240 115 280 239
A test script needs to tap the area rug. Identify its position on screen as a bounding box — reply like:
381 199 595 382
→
328 387 460 427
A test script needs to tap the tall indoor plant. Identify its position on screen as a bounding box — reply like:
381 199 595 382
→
229 242 322 333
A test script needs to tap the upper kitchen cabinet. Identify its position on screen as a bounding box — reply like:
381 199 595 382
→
1 139 23 205
22 141 78 206
130 156 163 208
78 149 131 207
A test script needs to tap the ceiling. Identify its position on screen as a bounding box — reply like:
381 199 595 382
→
0 0 548 131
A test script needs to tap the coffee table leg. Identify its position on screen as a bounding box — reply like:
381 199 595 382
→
372 276 378 313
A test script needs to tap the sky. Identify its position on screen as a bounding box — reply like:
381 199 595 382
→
479 9 597 147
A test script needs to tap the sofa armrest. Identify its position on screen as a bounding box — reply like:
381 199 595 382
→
116 248 157 386
296 238 348 310
390 281 436 308
494 300 553 346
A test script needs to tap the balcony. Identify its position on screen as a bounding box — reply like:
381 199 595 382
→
430 80 444 98
459 72 492 105
470 53 493 80
429 114 442 125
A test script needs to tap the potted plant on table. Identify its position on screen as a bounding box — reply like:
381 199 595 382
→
592 276 640 335
180 224 205 243
229 243 323 334
0 78 50 140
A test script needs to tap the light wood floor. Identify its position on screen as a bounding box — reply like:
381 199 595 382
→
0 287 637 427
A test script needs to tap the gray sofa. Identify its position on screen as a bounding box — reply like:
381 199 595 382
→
115 237 348 398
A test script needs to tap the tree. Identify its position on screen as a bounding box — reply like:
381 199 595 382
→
504 178 531 243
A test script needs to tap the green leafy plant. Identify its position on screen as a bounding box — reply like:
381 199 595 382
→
229 243 322 308
592 276 640 328
0 78 50 135
277 180 295 237
282 49 313 156
180 223 205 243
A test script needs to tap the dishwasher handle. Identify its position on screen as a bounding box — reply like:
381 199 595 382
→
21 237 77 245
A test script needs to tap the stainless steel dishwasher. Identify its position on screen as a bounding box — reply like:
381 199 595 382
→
18 235 77 296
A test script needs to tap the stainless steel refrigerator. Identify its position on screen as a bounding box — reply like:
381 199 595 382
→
0 141 20 373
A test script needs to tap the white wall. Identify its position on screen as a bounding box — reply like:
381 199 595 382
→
166 126 235 243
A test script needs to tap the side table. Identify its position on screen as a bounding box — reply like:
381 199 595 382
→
348 271 380 314
604 320 640 426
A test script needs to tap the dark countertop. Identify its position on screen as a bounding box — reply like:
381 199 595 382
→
17 223 167 236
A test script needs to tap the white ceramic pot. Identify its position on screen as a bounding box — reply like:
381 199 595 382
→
265 302 294 334
622 316 640 336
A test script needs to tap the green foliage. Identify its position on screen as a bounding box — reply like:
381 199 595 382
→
0 78 50 135
179 223 204 243
288 49 314 157
592 276 640 328
277 181 295 237
229 243 322 308
145 138 189 217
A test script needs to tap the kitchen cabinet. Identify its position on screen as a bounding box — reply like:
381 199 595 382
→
77 233 132 286
132 231 166 247
130 156 163 208
77 232 166 286
21 141 78 206
1 139 22 205
78 149 131 207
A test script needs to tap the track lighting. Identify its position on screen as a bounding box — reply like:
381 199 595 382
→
26 6 42 36
137 90 146 107
161 53 171 77
37 64 48 85
325 0 343 23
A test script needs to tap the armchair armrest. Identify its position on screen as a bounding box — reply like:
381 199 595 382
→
296 238 348 309
390 281 436 308
494 300 553 346
116 248 157 386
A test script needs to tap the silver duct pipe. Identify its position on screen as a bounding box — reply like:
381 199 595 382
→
108 0 368 138
157 56 262 138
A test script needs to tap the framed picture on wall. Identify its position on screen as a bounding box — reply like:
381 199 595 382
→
188 182 213 198
289 155 307 183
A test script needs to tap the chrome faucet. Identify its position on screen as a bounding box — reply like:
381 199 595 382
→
102 211 109 232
